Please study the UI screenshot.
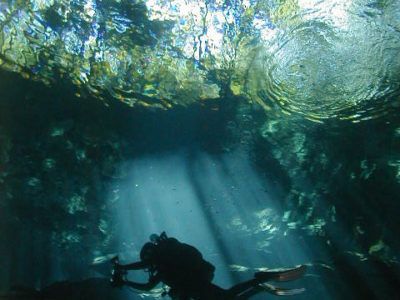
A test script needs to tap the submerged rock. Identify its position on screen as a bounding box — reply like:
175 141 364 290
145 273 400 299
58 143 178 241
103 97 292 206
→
0 278 140 300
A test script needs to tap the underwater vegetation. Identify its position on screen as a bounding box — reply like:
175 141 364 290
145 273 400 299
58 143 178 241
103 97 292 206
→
0 0 400 299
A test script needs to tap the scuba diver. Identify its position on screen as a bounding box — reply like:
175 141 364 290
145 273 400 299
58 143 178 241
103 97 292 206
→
111 232 306 299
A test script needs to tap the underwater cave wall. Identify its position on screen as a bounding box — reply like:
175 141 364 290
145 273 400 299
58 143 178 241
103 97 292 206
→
0 69 235 291
0 68 399 297
0 71 126 289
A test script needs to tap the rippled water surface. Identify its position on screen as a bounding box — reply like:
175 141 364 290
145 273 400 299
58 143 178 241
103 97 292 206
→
1 0 399 121
258 0 400 121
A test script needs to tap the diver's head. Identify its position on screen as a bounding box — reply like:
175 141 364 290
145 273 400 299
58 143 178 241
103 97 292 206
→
140 242 157 263
149 233 160 243
149 232 167 244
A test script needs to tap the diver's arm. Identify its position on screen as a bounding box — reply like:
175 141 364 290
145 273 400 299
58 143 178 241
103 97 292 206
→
123 274 161 291
119 260 148 270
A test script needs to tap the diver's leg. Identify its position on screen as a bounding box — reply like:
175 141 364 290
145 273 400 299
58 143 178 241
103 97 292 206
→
234 285 265 299
200 283 235 300
226 278 262 297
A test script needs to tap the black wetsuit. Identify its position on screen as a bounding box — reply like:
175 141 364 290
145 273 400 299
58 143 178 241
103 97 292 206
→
148 237 219 299
120 236 306 299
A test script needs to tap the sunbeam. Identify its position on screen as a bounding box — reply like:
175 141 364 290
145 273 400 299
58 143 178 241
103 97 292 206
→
110 148 331 299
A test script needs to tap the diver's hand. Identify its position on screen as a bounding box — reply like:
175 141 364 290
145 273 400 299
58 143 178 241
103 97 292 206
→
111 257 125 271
110 277 125 288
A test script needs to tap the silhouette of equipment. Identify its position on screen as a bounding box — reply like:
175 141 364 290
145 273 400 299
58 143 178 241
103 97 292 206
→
110 256 127 288
109 232 307 299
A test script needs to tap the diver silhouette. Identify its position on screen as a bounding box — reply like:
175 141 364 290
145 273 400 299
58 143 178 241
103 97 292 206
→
111 232 306 299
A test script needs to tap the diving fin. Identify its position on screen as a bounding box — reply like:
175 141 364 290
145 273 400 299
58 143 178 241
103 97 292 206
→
254 265 306 282
259 283 305 296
